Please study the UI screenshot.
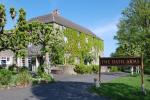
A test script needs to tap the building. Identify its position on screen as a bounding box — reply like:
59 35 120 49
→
0 10 104 71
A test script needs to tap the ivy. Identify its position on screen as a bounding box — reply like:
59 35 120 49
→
64 28 104 64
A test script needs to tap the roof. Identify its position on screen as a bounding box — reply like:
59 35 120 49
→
0 50 14 57
29 11 102 40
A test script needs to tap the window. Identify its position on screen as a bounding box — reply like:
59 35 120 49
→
28 57 32 64
75 57 80 64
22 57 25 66
1 60 6 66
78 42 81 48
64 36 68 43
7 57 10 61
85 38 88 43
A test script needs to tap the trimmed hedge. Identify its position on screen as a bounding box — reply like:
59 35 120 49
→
74 64 99 74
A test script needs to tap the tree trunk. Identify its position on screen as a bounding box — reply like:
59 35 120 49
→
44 52 51 74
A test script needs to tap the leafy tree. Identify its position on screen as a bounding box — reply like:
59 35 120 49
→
9 8 29 60
27 21 64 67
0 4 6 34
10 7 16 20
114 0 150 57
114 0 150 72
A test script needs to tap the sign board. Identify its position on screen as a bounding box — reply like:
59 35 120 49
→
100 57 141 66
98 56 146 94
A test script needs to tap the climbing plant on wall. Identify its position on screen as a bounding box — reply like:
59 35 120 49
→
64 28 104 65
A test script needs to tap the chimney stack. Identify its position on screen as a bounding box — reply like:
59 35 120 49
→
52 9 60 16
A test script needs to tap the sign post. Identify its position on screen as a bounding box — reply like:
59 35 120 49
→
99 56 101 83
99 56 146 94
141 54 146 94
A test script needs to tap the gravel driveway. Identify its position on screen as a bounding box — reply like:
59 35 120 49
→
0 72 127 100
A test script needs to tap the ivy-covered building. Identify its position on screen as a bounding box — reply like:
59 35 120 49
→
29 10 104 65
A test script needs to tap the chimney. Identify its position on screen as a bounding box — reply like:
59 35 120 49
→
52 9 60 16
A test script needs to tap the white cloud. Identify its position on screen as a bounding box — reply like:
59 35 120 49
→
90 18 120 57
92 20 118 38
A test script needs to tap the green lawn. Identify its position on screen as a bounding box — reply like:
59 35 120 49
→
90 74 150 100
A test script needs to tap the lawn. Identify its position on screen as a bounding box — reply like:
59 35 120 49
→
90 74 150 100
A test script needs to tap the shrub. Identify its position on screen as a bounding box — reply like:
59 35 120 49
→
0 69 12 85
37 65 45 77
16 70 32 86
19 66 28 72
110 66 119 72
41 72 54 82
8 64 16 71
144 67 150 75
37 65 54 82
92 65 99 74
74 64 93 74
74 64 86 74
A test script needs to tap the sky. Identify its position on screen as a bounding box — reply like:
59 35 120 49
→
0 0 130 57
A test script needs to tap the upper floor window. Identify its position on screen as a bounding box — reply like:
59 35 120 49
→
78 42 81 48
85 38 88 43
64 36 68 43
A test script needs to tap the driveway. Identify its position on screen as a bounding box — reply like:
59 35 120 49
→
0 72 127 100
53 72 127 83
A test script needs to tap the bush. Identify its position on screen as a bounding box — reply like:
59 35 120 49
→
144 67 150 74
0 69 12 85
37 65 54 82
37 65 45 77
41 72 54 82
92 65 99 74
19 66 28 72
16 70 32 86
110 66 119 72
8 64 16 71
74 64 93 74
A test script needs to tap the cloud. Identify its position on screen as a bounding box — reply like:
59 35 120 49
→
92 20 118 38
90 18 120 57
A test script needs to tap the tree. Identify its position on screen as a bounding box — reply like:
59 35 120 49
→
27 21 65 67
0 4 6 34
114 0 150 57
10 7 16 20
38 24 64 68
114 0 150 73
9 8 29 67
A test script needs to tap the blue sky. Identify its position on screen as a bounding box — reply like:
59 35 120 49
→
0 0 130 57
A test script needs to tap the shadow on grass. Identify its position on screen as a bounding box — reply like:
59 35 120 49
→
30 81 107 100
90 83 150 100
147 79 150 82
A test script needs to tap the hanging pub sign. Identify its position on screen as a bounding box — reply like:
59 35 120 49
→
99 57 141 66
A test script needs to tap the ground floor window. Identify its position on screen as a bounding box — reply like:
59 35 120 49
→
22 57 25 66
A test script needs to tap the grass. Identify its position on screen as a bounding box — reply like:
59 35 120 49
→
90 74 150 100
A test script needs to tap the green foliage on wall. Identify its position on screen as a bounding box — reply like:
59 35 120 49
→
64 28 104 64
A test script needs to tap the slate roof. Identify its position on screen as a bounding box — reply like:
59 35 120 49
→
29 12 102 40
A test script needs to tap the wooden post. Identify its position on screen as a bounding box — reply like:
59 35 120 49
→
141 54 146 95
99 56 101 84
